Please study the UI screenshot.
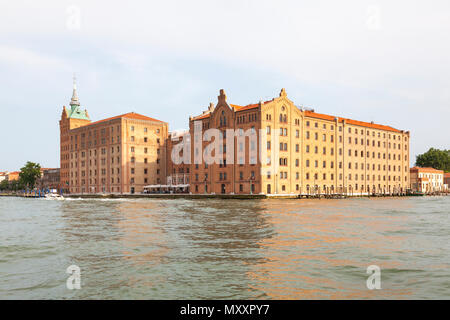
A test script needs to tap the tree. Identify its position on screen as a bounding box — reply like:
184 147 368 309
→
0 179 8 191
415 148 450 172
19 161 41 189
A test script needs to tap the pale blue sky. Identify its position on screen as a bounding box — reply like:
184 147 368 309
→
0 0 449 171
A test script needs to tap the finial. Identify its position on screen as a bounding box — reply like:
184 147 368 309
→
280 88 287 97
218 89 227 103
70 73 80 106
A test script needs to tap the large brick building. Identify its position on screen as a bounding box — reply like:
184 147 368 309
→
59 83 411 195
187 89 410 195
60 79 168 194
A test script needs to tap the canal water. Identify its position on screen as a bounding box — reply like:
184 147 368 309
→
0 196 449 299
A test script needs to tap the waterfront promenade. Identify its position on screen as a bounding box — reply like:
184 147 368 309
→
1 192 447 200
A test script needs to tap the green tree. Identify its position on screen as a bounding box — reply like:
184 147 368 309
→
0 179 9 191
19 161 41 189
415 148 450 172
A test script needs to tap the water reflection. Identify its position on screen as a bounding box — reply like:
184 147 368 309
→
1 196 448 299
248 199 425 299
113 199 275 299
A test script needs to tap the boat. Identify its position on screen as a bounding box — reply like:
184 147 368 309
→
44 192 64 200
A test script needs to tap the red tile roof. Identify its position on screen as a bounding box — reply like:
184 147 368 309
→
410 167 444 173
192 113 212 120
231 100 272 112
304 111 402 133
191 98 404 133
192 101 271 120
86 112 166 127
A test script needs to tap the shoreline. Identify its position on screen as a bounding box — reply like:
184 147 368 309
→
1 192 448 200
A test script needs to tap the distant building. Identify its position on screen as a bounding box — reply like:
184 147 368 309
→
7 171 20 181
39 168 60 191
410 167 444 193
59 77 168 194
0 172 9 183
163 130 190 193
444 173 450 190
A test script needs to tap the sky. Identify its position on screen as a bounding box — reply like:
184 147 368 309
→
0 0 449 171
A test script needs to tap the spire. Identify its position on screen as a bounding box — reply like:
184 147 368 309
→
70 73 80 106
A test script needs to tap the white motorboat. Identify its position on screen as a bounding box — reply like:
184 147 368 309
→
44 192 64 200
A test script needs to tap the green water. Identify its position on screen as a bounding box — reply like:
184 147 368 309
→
0 196 449 299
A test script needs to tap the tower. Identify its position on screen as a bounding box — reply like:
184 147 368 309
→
59 75 91 193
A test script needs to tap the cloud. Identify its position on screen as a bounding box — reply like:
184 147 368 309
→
0 0 449 170
0 45 71 71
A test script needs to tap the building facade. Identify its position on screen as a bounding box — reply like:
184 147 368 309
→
187 89 410 195
410 167 445 193
444 173 450 190
165 130 190 192
39 168 61 191
0 172 8 183
7 171 20 181
60 80 168 194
